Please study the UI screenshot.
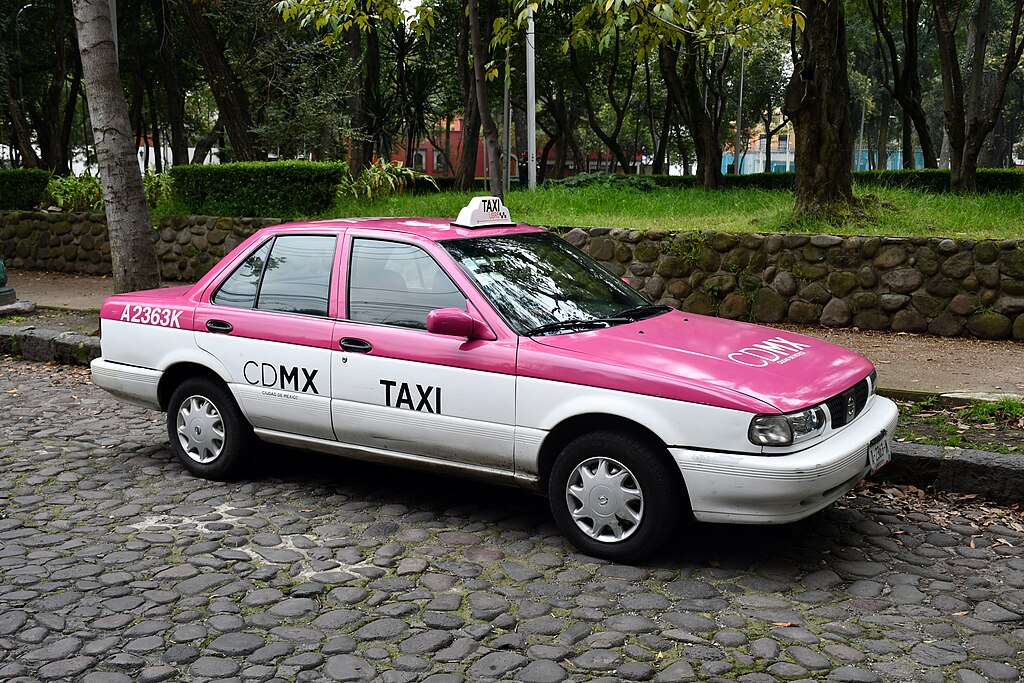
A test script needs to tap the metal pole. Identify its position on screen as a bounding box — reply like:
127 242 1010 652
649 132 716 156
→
734 47 744 175
526 7 537 191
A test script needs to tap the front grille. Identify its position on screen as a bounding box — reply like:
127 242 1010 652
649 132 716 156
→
825 377 869 428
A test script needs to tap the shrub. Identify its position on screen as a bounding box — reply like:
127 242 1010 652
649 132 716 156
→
143 171 172 208
169 160 348 217
854 168 1024 193
0 168 51 210
45 173 104 211
341 158 437 201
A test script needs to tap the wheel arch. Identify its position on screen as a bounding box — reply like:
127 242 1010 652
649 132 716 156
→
158 362 230 411
537 413 683 491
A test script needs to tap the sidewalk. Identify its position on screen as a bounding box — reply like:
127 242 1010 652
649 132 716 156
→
4 268 1022 400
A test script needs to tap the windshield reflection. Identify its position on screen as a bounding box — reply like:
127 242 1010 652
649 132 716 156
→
443 233 651 335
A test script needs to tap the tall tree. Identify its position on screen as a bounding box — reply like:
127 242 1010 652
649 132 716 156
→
659 39 728 189
863 0 939 167
174 0 263 161
468 0 503 197
933 0 1024 192
783 0 856 216
72 0 159 292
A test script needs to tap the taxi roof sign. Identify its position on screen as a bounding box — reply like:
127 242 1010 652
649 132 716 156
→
452 196 514 229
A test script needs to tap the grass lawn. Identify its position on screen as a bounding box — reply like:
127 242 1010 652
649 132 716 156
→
321 185 1023 239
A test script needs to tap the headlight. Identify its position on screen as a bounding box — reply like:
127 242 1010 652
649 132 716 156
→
748 406 827 446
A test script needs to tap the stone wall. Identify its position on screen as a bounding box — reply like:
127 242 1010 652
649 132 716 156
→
0 211 281 281
2 210 1023 339
561 228 1024 340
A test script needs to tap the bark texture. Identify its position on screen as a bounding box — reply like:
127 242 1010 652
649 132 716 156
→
783 0 855 217
72 0 160 293
659 42 724 190
468 0 502 198
174 0 262 161
934 0 1024 192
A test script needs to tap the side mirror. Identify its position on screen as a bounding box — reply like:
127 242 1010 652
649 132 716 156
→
427 308 478 338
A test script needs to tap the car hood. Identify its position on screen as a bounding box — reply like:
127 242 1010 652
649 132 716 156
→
530 310 873 413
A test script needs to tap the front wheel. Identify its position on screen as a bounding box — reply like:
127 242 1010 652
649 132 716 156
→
167 377 253 481
548 431 683 563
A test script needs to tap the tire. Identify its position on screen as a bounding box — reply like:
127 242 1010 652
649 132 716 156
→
167 377 254 481
548 430 683 563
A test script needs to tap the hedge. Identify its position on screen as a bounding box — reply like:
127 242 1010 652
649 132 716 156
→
0 168 51 210
855 168 1024 193
169 161 348 217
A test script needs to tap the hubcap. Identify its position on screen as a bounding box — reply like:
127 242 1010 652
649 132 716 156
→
565 456 644 542
175 394 225 464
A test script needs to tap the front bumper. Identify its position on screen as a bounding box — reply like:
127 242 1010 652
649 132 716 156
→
90 358 162 410
671 396 899 524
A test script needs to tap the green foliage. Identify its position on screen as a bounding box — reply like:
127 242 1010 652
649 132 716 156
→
548 172 659 192
169 161 348 217
45 173 104 212
854 169 1024 194
276 0 437 41
341 158 437 202
143 172 172 209
0 169 52 210
962 398 1024 423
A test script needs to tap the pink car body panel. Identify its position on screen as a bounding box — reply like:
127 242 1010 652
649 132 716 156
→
98 217 866 415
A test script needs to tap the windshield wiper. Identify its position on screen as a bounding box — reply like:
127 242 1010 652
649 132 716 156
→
614 304 672 320
524 319 620 336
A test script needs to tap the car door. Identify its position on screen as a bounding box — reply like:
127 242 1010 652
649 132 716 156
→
194 232 340 440
329 234 518 473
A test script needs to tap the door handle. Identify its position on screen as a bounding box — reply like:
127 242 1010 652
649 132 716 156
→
339 337 372 353
206 319 233 334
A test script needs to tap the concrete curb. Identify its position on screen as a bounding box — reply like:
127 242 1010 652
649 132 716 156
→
0 323 101 366
881 442 1024 507
2 323 1022 507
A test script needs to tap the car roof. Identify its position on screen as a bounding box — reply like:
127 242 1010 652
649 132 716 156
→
262 216 545 241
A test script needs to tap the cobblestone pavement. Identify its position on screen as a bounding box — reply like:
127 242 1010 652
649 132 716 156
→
2 359 1023 683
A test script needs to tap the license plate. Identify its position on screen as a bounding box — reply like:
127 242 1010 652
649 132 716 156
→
868 431 891 474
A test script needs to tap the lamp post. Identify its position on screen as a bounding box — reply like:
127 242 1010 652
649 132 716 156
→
734 47 744 175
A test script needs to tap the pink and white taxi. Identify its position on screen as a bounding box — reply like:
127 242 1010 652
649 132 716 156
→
91 197 897 561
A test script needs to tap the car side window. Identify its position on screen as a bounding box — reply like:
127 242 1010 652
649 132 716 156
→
212 235 336 317
348 238 466 329
212 240 272 309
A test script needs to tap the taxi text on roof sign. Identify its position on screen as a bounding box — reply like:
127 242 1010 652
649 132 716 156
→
453 196 513 228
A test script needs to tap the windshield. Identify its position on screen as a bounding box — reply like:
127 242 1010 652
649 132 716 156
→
443 232 657 335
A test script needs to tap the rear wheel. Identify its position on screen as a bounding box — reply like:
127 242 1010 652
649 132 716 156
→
549 430 682 563
167 377 253 481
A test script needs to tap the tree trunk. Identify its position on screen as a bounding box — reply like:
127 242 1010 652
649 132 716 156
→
346 25 369 175
567 28 637 173
934 0 1024 192
783 0 855 217
174 0 262 161
0 47 43 167
149 0 188 165
468 0 502 198
876 94 892 169
901 109 914 168
652 104 671 175
191 117 222 164
73 0 159 292
455 6 479 190
659 43 723 189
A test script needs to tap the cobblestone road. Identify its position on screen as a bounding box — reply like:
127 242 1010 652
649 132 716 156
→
2 358 1023 683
